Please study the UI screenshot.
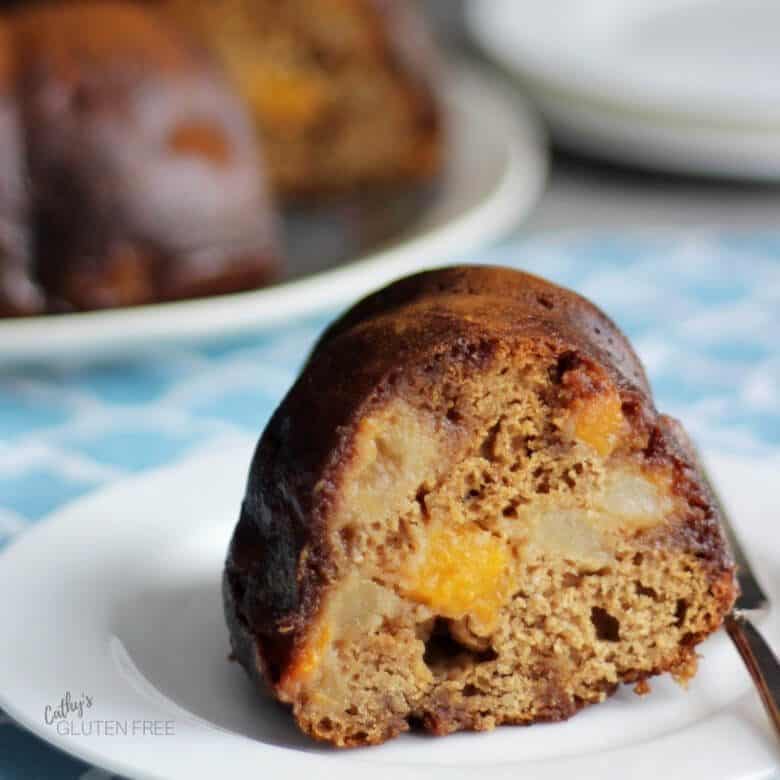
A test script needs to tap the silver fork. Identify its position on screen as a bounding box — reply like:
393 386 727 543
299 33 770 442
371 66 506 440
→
699 465 780 740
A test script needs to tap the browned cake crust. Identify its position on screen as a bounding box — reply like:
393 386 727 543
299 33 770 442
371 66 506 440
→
0 1 278 317
224 266 737 746
156 0 443 199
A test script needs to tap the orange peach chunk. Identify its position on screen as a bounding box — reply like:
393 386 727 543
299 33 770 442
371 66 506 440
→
282 624 331 688
404 525 509 628
570 392 624 456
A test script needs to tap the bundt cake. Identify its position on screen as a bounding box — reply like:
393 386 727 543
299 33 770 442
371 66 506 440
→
156 0 444 198
0 1 278 317
224 266 737 747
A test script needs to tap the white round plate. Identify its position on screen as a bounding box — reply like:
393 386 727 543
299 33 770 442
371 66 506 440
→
467 0 780 179
1 442 778 780
0 68 546 365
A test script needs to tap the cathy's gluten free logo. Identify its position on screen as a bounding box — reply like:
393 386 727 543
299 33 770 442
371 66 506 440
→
44 691 175 737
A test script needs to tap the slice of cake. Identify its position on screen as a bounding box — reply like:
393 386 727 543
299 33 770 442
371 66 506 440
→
224 266 737 747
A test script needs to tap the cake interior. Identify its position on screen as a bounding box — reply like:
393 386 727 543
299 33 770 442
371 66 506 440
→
277 345 728 746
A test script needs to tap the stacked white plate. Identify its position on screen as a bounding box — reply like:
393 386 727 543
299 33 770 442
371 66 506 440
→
467 0 780 179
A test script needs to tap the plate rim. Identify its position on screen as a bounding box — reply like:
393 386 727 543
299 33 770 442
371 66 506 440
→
1 444 778 780
0 66 547 366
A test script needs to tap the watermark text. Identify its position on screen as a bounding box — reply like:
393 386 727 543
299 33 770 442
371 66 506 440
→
43 692 175 737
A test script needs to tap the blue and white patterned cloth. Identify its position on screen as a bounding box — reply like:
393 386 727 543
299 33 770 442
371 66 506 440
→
1 232 779 779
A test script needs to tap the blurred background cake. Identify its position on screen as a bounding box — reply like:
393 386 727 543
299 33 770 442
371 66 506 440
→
0 0 445 316
157 0 444 199
0 0 279 315
0 0 445 198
